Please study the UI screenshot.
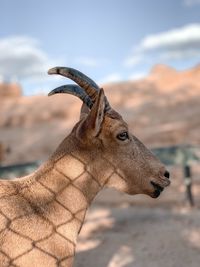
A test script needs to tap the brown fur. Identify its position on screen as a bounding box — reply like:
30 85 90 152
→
0 89 170 267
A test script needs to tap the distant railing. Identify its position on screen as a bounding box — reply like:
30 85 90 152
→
152 144 200 166
0 161 41 179
153 144 200 206
0 144 200 206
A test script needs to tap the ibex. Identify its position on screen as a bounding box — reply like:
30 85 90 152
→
0 67 170 267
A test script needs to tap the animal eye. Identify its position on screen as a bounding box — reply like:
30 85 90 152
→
117 132 129 141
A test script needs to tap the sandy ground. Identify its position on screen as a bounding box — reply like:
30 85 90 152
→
73 165 200 267
75 205 200 267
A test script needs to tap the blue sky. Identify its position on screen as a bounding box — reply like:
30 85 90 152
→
1 0 200 94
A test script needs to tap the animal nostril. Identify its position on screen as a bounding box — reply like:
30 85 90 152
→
164 170 170 179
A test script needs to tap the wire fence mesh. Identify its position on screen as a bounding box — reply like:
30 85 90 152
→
0 153 126 267
1 145 199 265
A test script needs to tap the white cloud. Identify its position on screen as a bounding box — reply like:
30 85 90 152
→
98 73 122 85
124 55 143 67
125 24 200 68
137 24 200 52
0 36 55 82
183 0 200 6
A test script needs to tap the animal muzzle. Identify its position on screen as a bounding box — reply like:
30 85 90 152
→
150 170 171 198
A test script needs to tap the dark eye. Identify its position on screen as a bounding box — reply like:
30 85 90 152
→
117 131 129 141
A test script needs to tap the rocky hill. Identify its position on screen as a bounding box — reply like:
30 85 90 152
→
0 82 22 98
0 64 200 164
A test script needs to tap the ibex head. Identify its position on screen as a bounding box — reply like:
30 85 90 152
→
48 67 170 199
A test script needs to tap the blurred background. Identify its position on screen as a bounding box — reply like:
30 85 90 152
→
1 0 200 266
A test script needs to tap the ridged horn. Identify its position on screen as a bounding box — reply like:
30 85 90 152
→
48 84 93 109
48 66 111 111
48 67 99 101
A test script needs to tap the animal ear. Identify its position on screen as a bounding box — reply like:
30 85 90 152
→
88 88 106 136
79 103 90 120
77 88 106 140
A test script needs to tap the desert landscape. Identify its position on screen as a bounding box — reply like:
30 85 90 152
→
1 64 200 165
1 64 200 266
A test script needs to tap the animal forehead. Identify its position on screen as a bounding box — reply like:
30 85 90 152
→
103 111 128 132
106 109 122 120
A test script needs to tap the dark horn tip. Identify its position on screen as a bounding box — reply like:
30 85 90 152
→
47 91 54 96
48 67 61 75
47 89 58 96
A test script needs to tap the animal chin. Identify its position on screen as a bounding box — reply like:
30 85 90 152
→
150 181 164 198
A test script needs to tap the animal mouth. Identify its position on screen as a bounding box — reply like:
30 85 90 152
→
150 181 164 198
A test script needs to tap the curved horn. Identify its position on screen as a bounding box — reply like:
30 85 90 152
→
48 66 111 111
48 67 99 101
48 84 93 109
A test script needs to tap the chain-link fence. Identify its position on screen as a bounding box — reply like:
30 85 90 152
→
0 153 127 267
0 145 200 266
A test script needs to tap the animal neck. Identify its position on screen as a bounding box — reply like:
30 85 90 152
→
25 135 104 261
0 134 123 266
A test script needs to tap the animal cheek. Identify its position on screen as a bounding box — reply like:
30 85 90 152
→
106 172 129 192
